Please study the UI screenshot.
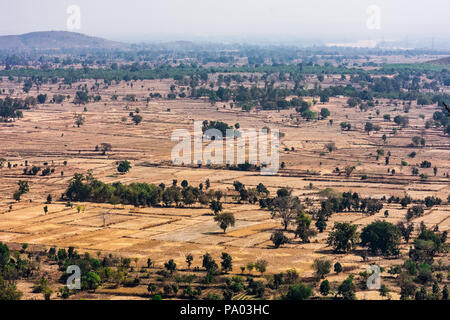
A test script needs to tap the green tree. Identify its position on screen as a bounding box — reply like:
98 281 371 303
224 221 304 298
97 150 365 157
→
202 253 218 274
320 108 330 119
312 258 332 280
270 230 288 248
74 113 85 127
214 212 235 233
360 221 401 256
164 259 177 274
327 222 359 253
379 284 389 298
185 254 193 269
443 285 449 300
338 275 356 300
320 280 330 296
334 262 343 274
220 252 232 273
295 212 316 242
0 242 10 266
0 277 23 300
254 259 268 275
132 114 143 125
209 200 223 215
365 122 374 134
285 284 313 300
82 272 101 291
117 160 132 173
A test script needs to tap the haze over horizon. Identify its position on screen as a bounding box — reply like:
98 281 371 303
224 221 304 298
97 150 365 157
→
1 0 450 47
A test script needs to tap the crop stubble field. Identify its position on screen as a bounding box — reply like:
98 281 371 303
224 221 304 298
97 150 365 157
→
0 76 449 299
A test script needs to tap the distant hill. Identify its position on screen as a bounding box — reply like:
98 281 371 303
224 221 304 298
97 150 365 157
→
427 56 450 65
0 31 127 51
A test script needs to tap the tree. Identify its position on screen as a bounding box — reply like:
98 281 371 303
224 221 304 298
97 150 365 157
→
347 98 359 108
327 222 359 253
406 205 424 221
210 200 223 215
37 94 47 104
74 91 89 105
270 230 288 248
254 259 268 275
117 160 131 173
432 281 440 299
74 113 85 127
379 284 389 298
400 278 416 300
99 143 112 155
312 258 332 280
0 242 10 266
270 195 302 230
256 183 269 196
340 122 351 131
320 108 330 119
320 280 330 296
46 194 52 204
397 222 414 243
285 284 313 300
214 212 235 233
132 114 143 125
202 253 218 273
324 142 337 153
344 166 355 177
14 180 29 201
147 283 158 295
315 214 327 232
365 122 374 134
334 262 343 274
301 109 317 121
164 259 177 274
295 212 316 242
337 275 356 300
443 285 449 300
185 254 193 269
415 287 427 300
82 272 101 291
360 221 401 256
0 277 23 300
18 180 29 194
394 115 409 128
220 252 232 273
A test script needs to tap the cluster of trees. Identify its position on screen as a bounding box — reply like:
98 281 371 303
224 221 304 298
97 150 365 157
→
315 191 383 222
201 120 234 136
388 223 449 300
326 220 402 256
431 109 450 135
13 180 29 201
65 173 227 209
0 242 29 300
260 188 384 247
0 97 34 120
22 166 55 176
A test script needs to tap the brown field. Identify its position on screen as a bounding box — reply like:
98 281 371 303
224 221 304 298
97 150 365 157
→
0 75 449 300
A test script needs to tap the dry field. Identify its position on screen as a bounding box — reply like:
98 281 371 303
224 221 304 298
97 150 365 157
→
0 77 449 299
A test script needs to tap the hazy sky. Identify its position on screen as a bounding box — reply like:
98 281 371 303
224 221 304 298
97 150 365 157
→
1 0 449 44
